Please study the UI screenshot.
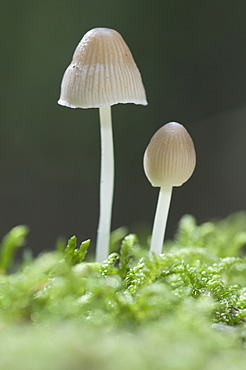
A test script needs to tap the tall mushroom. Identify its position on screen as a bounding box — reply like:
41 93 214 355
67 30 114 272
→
58 28 147 262
143 122 196 255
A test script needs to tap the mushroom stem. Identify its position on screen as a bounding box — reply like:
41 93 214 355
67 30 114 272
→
95 105 114 262
150 186 173 255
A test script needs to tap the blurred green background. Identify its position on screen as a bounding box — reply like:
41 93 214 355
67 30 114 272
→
1 0 246 254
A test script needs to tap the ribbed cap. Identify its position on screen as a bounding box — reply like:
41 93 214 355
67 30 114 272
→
143 122 196 187
58 28 147 109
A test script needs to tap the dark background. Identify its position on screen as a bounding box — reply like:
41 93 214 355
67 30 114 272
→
1 0 246 254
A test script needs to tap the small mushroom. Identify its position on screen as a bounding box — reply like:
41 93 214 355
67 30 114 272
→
58 28 147 262
143 122 196 255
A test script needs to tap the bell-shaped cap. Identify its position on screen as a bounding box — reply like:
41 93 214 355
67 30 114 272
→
143 122 196 187
58 28 147 109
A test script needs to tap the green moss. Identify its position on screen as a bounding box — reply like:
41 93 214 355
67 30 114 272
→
0 213 245 369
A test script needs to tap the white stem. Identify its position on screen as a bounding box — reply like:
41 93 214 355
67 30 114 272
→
95 105 114 262
150 186 173 255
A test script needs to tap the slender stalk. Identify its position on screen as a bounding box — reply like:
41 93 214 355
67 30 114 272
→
95 105 114 262
150 186 173 255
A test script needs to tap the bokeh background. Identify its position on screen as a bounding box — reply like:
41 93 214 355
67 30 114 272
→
1 0 246 254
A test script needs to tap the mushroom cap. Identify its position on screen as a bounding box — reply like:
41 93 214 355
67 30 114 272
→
58 28 147 109
143 122 196 187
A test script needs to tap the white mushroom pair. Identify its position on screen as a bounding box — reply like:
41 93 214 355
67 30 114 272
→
58 27 196 260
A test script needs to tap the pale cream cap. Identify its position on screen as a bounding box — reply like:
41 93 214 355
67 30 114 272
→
143 122 196 187
58 28 147 109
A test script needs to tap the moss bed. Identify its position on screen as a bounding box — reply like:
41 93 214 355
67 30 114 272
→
0 213 246 369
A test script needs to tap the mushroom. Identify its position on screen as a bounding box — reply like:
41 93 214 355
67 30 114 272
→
143 122 196 255
58 28 147 262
